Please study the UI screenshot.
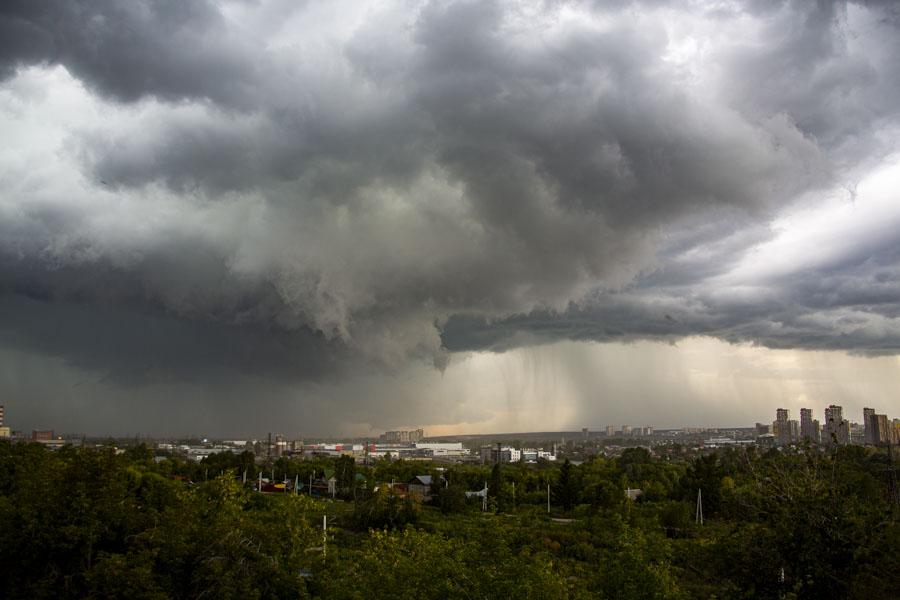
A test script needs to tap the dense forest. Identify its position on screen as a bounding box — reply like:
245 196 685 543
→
1 441 897 599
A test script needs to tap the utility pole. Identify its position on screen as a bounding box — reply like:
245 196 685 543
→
547 483 551 514
695 489 703 525
887 440 898 505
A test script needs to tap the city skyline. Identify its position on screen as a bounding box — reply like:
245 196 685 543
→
3 395 898 441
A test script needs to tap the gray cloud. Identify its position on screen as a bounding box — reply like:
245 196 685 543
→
0 294 343 386
445 190 900 357
0 0 260 105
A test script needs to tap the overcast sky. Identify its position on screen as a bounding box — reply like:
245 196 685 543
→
2 0 900 437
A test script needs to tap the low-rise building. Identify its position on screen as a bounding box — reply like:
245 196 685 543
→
408 475 434 499
32 429 54 441
414 442 468 457
480 445 521 463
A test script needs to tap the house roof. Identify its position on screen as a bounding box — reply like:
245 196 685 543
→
410 475 432 486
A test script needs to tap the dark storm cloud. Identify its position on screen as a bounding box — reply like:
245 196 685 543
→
0 294 343 386
0 0 259 105
61 0 828 218
443 196 900 356
2 0 900 408
722 1 900 168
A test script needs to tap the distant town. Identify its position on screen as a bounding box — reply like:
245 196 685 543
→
2 400 898 598
3 402 898 465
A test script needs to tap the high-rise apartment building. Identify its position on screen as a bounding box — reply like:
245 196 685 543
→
788 420 800 443
871 414 891 444
799 407 811 431
800 408 819 443
824 405 849 445
274 434 287 457
863 407 876 444
773 408 792 445
380 429 425 444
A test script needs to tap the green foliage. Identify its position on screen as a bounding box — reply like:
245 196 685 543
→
434 480 469 514
488 462 504 511
333 455 357 496
317 527 570 599
0 443 319 599
678 453 727 515
588 479 624 511
350 485 419 531
1 441 898 599
589 525 686 600
553 458 580 512
200 449 256 480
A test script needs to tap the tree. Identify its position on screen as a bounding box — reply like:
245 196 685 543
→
553 459 580 512
489 463 506 512
678 454 725 516
334 455 356 496
436 481 469 514
350 485 419 530
590 479 623 511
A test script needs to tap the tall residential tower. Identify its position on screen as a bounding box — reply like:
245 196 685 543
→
824 405 850 446
800 408 819 443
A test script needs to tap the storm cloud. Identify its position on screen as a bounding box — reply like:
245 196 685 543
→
1 0 900 433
